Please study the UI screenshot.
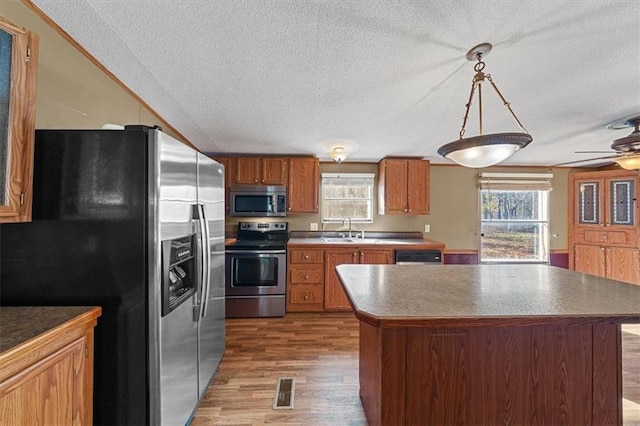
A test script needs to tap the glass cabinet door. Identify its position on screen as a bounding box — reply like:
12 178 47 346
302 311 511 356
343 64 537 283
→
608 179 635 225
577 180 600 225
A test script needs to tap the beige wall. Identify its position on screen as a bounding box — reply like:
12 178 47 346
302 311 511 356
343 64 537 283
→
1 1 572 252
229 163 571 251
0 1 181 140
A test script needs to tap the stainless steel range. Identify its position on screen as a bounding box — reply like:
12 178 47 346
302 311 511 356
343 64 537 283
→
225 221 288 317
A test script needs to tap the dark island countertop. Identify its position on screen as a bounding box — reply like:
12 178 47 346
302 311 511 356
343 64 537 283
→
336 264 640 327
0 306 102 354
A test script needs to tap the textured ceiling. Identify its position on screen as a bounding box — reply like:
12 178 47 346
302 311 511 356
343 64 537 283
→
31 0 640 166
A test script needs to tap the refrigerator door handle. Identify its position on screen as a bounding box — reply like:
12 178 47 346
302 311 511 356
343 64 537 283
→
198 204 212 318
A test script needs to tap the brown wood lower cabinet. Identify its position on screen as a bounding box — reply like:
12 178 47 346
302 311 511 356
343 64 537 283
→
574 243 640 284
324 249 394 311
359 320 620 425
288 247 394 312
287 248 324 312
0 307 100 426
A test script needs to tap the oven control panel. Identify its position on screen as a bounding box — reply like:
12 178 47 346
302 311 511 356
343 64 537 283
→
239 222 288 231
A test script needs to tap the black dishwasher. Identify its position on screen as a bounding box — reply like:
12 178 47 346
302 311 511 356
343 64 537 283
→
395 250 442 264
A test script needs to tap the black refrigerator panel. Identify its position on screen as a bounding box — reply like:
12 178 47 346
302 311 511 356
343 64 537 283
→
0 129 149 426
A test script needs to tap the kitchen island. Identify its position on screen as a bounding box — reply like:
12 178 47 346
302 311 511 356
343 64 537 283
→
336 264 640 426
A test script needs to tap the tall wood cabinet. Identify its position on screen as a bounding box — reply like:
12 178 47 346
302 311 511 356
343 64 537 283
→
569 169 640 285
377 158 430 215
288 157 318 213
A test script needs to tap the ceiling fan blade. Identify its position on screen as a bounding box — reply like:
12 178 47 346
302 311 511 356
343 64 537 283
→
574 150 615 154
553 155 619 166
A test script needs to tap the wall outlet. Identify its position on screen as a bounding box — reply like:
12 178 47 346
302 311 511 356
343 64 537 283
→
310 223 318 231
424 224 430 233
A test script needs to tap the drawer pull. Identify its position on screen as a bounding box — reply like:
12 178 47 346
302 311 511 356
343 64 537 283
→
304 255 309 259
304 275 309 279
304 295 309 300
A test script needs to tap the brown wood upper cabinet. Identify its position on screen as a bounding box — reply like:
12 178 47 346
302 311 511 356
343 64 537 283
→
0 16 38 223
288 157 319 213
377 158 430 215
234 157 288 185
569 169 640 285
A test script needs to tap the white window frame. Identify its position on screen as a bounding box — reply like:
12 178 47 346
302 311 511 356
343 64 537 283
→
321 173 374 224
478 173 552 264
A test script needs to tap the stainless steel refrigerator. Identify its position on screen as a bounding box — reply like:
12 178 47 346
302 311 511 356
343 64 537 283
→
0 125 225 425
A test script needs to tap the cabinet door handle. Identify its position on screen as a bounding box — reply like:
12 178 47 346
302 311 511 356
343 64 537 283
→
353 252 357 257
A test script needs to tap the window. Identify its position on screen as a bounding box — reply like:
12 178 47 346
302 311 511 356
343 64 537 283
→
479 173 552 263
321 173 374 223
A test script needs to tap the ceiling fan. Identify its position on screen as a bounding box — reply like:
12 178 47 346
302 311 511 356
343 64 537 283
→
556 115 640 169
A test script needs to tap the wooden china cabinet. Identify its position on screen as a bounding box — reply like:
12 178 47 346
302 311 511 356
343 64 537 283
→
568 169 640 285
377 158 430 215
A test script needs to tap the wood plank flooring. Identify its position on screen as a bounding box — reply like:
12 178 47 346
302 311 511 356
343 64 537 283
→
191 314 640 425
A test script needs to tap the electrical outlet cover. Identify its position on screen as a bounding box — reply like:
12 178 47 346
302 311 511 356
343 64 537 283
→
424 224 430 232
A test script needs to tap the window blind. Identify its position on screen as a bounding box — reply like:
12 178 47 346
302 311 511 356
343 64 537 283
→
478 172 553 191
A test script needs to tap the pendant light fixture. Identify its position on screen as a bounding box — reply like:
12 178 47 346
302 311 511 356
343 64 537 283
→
437 43 532 168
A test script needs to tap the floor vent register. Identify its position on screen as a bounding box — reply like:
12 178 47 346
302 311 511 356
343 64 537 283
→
273 377 295 410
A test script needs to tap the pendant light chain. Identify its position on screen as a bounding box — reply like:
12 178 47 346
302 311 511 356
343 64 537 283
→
457 52 529 141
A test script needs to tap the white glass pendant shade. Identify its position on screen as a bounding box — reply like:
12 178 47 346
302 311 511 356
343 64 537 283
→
438 133 532 168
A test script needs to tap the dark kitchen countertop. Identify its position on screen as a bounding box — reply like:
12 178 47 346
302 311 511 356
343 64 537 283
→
0 306 102 354
288 230 445 248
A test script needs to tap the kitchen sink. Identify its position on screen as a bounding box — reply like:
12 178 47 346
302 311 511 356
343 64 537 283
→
323 237 381 243
323 237 359 243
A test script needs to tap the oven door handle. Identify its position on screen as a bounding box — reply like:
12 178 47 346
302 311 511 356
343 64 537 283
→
226 249 287 255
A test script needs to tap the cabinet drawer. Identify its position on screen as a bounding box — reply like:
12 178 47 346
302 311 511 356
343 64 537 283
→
287 284 324 312
289 284 323 304
582 229 633 245
289 249 323 264
290 267 323 284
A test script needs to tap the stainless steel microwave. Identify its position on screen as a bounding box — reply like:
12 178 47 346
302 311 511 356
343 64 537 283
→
230 185 287 217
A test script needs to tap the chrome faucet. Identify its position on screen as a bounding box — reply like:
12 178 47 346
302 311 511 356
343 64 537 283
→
342 217 353 238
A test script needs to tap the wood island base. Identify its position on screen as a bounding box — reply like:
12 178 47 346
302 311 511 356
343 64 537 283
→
358 320 621 426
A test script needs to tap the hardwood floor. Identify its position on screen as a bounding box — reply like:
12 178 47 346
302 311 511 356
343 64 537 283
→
191 313 366 425
192 314 640 425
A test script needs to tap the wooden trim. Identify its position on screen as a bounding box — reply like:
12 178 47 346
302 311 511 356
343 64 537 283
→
21 0 198 151
443 249 569 255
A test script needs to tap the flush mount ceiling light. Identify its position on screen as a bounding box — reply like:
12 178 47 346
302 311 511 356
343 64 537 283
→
330 146 348 163
437 43 532 168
